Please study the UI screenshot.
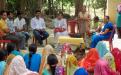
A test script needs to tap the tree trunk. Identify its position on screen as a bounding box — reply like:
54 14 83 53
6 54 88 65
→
62 0 64 11
0 0 6 11
94 7 96 16
37 0 43 10
48 0 52 15
75 0 84 16
20 0 26 11
104 0 107 17
48 0 54 15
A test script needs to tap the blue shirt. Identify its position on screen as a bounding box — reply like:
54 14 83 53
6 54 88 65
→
101 22 113 37
24 53 41 72
0 61 6 75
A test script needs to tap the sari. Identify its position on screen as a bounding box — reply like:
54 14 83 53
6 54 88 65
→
8 55 38 75
78 48 99 72
96 41 109 58
74 68 88 75
11 50 23 56
44 45 54 56
39 45 54 75
66 55 78 75
24 53 41 72
111 48 121 74
0 61 6 75
4 50 24 75
94 59 117 75
104 52 116 71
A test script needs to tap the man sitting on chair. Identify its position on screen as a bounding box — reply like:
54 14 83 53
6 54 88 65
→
31 10 49 46
14 11 29 49
0 10 19 49
90 16 113 48
7 11 27 50
53 12 68 41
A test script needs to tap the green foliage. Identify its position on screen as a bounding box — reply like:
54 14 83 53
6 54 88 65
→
90 0 107 10
7 0 17 11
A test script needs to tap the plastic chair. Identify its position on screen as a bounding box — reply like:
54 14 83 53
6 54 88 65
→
0 37 11 49
32 36 48 45
104 24 116 51
67 20 78 36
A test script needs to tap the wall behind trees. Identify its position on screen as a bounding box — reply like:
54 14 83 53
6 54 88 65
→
107 0 121 23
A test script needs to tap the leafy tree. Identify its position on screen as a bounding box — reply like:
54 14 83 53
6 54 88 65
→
88 0 107 16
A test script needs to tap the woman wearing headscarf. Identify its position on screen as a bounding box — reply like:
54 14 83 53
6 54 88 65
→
111 48 121 74
78 48 99 72
74 68 88 75
39 45 55 75
66 55 78 75
6 55 38 75
104 52 116 71
94 59 117 75
4 43 23 75
95 41 109 58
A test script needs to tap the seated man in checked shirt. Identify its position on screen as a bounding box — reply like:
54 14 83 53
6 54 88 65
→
31 10 49 46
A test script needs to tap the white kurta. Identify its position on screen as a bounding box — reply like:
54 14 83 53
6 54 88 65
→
14 17 26 30
31 17 46 30
53 18 68 40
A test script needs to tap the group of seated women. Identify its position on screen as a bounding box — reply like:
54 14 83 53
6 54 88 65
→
1 41 121 75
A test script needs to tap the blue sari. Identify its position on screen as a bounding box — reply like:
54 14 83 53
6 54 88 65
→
74 68 88 75
90 22 113 48
0 61 6 75
11 50 23 56
24 53 42 72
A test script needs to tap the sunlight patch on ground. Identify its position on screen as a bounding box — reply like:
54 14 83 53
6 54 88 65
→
113 34 121 50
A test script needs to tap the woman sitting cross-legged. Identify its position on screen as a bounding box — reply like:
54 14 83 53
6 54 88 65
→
24 44 42 72
90 16 114 48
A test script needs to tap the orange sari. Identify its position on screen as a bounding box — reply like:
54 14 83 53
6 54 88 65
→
78 48 99 72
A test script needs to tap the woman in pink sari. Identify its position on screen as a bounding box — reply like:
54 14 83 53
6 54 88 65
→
94 59 117 75
111 48 121 74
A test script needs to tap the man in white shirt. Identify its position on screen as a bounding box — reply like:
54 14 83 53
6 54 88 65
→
7 12 25 49
14 11 29 49
31 10 49 45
